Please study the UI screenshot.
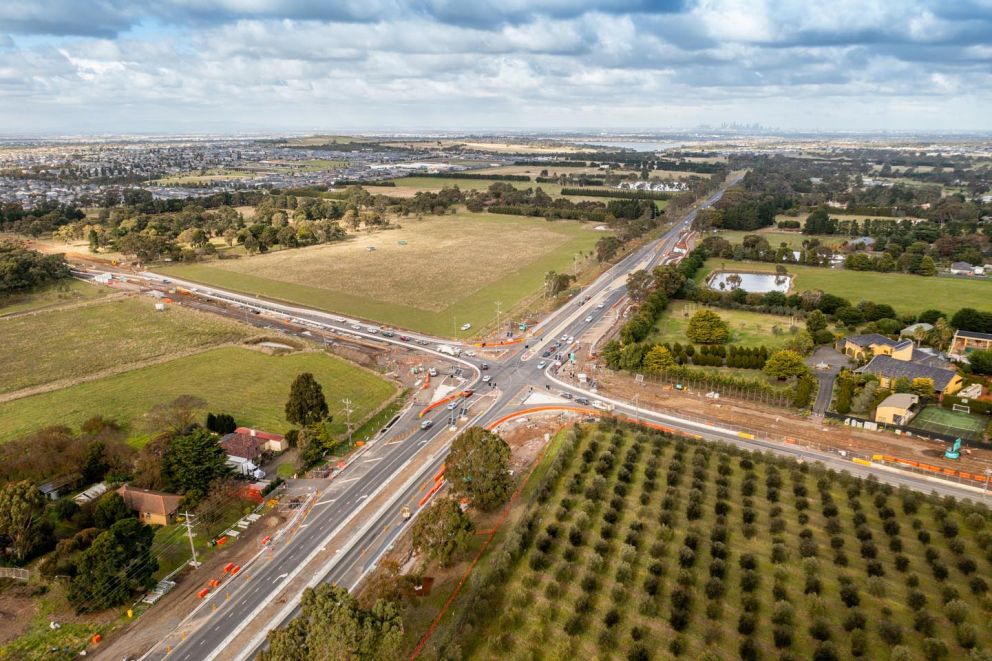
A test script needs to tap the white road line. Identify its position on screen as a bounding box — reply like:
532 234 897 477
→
335 476 361 484
363 457 383 463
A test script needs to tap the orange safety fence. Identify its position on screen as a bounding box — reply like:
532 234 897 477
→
432 465 446 483
473 338 524 348
873 453 988 484
418 480 445 508
419 392 463 418
421 373 430 390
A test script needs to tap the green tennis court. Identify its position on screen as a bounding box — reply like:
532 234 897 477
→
911 405 988 440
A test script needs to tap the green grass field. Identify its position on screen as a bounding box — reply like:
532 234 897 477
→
0 346 396 442
0 297 253 395
774 212 927 227
647 301 795 348
387 176 566 197
713 230 843 249
697 259 992 315
455 421 992 659
160 214 603 337
0 279 110 316
912 406 988 440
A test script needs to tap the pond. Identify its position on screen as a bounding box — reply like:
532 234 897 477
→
707 271 792 294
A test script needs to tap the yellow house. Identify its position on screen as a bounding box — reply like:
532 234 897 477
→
874 393 919 426
857 355 963 397
841 334 914 361
950 330 992 356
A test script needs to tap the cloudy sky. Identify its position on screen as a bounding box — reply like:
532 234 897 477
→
1 0 991 134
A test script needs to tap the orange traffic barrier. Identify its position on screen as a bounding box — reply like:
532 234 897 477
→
418 481 444 507
208 579 221 588
198 588 210 599
421 373 430 390
216 536 227 546
231 565 241 574
419 392 462 417
473 338 523 348
260 535 271 545
223 563 235 574
91 634 102 644
432 465 446 483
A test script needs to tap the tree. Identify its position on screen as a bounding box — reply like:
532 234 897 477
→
911 378 935 398
446 427 512 512
686 309 729 344
411 497 474 566
967 349 992 376
0 480 51 563
68 518 156 612
161 428 232 495
88 229 100 253
786 329 815 356
918 256 937 277
93 492 133 529
626 270 654 302
81 440 111 483
835 306 865 327
263 584 403 661
285 373 329 427
763 350 810 380
931 317 954 350
545 270 575 298
145 395 207 437
643 345 677 374
806 310 828 334
596 236 622 262
651 264 686 297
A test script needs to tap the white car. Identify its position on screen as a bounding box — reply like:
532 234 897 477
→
428 368 438 377
460 323 472 331
350 324 361 331
585 316 593 322
596 303 605 309
447 402 457 410
482 375 492 382
537 361 547 369
465 350 476 357
567 336 575 344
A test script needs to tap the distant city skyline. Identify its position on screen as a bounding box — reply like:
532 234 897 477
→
1 1 991 134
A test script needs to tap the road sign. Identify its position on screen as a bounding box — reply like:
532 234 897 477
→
635 373 644 383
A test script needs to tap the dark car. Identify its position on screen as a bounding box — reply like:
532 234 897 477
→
480 363 489 370
399 335 410 341
560 392 573 400
575 397 590 405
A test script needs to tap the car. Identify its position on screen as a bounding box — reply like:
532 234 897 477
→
482 375 492 382
367 327 379 334
560 334 569 341
560 392 573 400
566 336 575 344
575 397 590 405
585 316 593 322
465 350 476 357
541 350 552 358
399 334 410 341
596 303 605 309
428 367 438 377
417 339 429 345
460 323 472 331
461 389 473 397
537 361 547 369
447 402 457 410
382 330 394 337
480 363 489 370
420 419 434 430
350 324 361 330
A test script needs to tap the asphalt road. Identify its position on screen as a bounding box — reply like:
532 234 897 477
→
93 176 985 660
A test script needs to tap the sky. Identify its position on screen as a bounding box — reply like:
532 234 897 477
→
1 0 991 134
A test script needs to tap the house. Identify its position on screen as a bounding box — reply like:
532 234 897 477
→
840 334 951 369
874 393 920 426
38 473 83 501
950 261 977 275
235 427 287 452
117 485 182 526
950 330 992 356
856 355 963 397
900 322 933 338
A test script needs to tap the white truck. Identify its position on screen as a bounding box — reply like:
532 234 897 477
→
591 400 614 412
227 456 265 480
437 344 461 357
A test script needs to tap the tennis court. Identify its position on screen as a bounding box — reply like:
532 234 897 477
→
911 405 988 440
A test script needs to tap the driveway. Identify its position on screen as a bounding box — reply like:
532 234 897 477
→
806 346 851 416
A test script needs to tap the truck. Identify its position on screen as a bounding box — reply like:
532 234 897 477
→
437 344 461 357
591 400 614 412
227 456 265 480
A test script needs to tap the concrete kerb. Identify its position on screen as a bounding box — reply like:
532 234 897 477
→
230 396 501 660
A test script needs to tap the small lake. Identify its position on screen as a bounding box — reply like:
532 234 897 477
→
707 271 792 294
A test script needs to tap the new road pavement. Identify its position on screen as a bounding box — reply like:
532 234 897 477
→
86 177 985 661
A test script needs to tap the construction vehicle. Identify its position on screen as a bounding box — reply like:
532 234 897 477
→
401 506 412 520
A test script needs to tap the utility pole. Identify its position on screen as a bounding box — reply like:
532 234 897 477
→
495 300 502 338
183 511 199 567
341 398 354 444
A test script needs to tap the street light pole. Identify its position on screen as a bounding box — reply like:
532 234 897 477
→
495 300 502 338
341 398 354 445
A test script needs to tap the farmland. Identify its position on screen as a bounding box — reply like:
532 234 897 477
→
160 213 604 336
0 297 253 395
697 259 992 315
774 212 927 227
0 279 110 316
0 346 396 442
647 301 796 349
454 421 992 659
384 176 567 198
